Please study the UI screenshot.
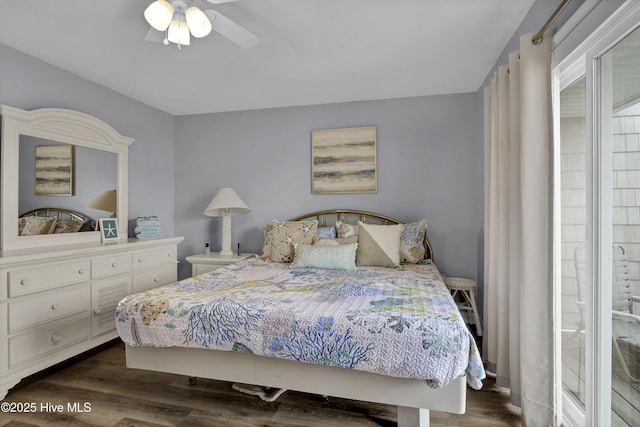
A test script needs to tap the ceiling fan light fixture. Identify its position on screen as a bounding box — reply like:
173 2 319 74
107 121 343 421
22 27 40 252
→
167 16 191 46
144 0 174 31
185 7 212 38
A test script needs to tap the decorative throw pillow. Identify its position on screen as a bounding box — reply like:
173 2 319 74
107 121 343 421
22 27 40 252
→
79 220 95 232
400 219 428 264
20 216 57 236
54 219 89 234
17 217 28 235
268 220 318 262
260 223 275 260
316 226 337 239
355 221 402 267
312 235 358 246
291 243 358 270
336 220 358 238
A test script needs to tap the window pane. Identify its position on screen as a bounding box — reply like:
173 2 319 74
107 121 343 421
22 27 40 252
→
560 76 588 413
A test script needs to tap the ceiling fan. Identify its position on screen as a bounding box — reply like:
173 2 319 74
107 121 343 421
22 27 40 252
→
143 0 260 50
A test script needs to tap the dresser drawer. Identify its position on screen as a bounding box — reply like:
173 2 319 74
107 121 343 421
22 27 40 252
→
9 317 90 367
91 276 131 337
133 246 177 271
132 263 177 293
92 253 132 279
8 284 89 333
8 260 90 297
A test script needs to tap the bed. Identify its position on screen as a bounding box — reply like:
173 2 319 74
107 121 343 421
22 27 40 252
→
18 207 94 235
116 209 485 427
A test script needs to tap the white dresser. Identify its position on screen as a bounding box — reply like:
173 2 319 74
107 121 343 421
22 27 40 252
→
0 236 183 400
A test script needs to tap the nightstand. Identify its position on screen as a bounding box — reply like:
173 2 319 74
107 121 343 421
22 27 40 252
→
185 252 256 276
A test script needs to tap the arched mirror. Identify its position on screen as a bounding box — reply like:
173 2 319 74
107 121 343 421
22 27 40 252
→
1 105 133 251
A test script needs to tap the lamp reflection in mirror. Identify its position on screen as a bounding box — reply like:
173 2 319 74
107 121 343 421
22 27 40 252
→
88 189 117 217
204 188 250 256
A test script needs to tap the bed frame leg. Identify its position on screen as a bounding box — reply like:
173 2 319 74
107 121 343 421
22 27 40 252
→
397 406 429 427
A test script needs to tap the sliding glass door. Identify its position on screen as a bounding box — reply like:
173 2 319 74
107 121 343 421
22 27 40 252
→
557 4 640 425
600 25 640 426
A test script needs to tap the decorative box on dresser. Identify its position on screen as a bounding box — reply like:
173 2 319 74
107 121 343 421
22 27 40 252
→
0 236 183 400
185 252 256 276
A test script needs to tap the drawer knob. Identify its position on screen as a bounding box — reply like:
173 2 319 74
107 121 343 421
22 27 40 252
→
153 276 160 283
138 258 144 263
94 307 102 315
112 262 118 268
78 268 86 275
51 303 59 311
20 278 29 286
51 333 61 343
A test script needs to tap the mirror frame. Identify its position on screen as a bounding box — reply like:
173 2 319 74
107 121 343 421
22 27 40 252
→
1 105 133 251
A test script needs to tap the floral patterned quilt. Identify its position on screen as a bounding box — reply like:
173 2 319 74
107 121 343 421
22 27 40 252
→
115 258 485 389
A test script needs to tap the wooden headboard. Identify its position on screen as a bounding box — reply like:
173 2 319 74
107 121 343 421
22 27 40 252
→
19 207 95 231
289 209 434 263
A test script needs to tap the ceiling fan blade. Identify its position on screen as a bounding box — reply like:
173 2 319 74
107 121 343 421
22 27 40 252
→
145 27 165 44
204 9 260 49
205 0 240 4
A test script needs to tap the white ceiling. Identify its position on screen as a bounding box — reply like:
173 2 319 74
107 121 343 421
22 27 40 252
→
0 0 537 116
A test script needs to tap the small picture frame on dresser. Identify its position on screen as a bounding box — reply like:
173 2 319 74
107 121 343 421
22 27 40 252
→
98 218 119 241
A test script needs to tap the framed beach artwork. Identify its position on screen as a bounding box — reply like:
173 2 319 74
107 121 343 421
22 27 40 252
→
34 144 74 195
311 126 377 194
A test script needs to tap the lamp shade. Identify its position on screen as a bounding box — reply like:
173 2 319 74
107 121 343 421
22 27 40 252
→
144 0 174 31
204 188 250 217
88 189 117 214
185 7 212 38
168 14 191 45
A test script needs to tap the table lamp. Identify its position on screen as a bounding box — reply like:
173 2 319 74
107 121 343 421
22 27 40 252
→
204 188 250 256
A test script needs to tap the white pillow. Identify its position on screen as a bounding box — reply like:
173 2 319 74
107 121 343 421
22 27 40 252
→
312 235 358 246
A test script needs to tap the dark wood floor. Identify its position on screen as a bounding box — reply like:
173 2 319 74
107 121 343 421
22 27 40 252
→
0 341 521 426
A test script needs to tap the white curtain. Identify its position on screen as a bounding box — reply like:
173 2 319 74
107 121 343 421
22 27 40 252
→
483 32 558 426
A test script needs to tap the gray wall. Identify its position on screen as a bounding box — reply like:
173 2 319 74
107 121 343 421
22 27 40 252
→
1 39 485 290
174 94 484 281
0 44 176 237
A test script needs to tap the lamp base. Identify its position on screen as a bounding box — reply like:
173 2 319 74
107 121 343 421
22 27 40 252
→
220 215 233 256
